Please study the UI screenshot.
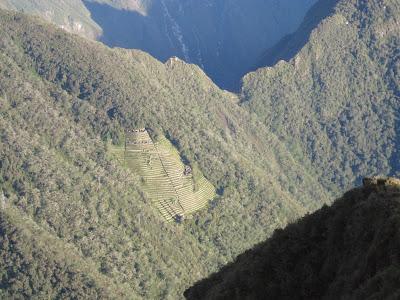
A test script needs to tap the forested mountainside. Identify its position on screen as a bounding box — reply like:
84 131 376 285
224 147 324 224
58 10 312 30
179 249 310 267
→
185 178 400 300
0 207 130 299
0 10 331 298
241 0 400 191
0 0 316 90
0 0 399 298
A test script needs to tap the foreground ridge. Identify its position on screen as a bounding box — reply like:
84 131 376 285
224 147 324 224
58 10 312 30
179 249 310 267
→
185 178 400 299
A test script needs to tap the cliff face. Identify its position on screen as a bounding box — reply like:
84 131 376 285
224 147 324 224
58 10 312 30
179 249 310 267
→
185 179 400 300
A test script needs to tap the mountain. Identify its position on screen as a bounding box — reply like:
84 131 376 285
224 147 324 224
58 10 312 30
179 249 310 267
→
185 178 400 300
0 0 399 298
0 0 317 90
0 9 331 298
83 0 316 90
241 0 400 192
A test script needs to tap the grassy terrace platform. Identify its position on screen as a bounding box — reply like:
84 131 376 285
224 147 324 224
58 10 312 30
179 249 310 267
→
109 129 216 222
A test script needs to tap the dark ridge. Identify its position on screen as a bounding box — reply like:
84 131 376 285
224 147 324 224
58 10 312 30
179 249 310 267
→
390 119 400 178
185 180 400 299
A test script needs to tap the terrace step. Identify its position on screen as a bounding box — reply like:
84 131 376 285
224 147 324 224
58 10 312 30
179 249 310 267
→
120 129 216 222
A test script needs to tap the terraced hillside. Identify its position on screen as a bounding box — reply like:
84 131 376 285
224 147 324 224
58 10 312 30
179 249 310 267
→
111 129 215 222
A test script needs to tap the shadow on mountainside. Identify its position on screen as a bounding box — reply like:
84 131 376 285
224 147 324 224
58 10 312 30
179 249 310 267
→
83 0 324 93
83 1 239 90
185 180 400 299
83 1 174 62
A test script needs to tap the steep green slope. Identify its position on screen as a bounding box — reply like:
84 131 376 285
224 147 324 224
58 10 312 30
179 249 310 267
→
0 10 332 298
0 206 132 299
0 33 213 298
0 0 399 297
241 0 400 192
185 178 400 300
255 0 338 68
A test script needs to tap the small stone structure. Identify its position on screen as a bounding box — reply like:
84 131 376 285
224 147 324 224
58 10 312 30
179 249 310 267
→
184 165 192 176
362 176 400 188
126 128 153 145
129 128 146 133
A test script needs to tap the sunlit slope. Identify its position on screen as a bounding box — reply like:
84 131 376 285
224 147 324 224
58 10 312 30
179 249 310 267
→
155 135 216 216
0 10 334 297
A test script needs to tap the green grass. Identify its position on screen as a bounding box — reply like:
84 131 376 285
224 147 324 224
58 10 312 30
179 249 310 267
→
106 140 125 164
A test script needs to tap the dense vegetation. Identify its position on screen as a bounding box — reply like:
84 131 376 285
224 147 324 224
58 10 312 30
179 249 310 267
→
0 207 130 299
0 0 399 297
185 181 400 299
242 0 400 191
0 9 331 298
